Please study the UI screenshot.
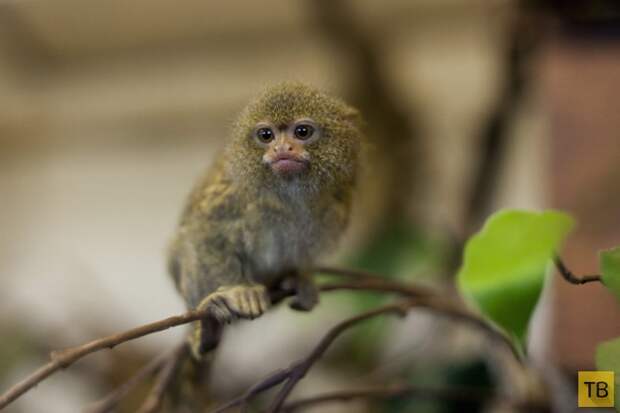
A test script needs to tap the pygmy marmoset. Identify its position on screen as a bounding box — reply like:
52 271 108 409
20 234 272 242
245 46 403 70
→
168 82 362 358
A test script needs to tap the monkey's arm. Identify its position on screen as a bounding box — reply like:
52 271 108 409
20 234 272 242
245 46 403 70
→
169 226 270 357
169 228 270 320
170 171 272 315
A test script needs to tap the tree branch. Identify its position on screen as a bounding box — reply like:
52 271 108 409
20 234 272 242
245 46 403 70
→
0 267 515 411
554 256 602 285
0 310 207 410
265 303 414 413
210 302 415 413
209 293 518 413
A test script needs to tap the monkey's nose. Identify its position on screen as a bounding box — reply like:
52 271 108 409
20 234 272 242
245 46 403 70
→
274 144 293 153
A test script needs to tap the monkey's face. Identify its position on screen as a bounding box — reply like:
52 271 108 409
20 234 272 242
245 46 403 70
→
229 83 361 192
252 119 319 177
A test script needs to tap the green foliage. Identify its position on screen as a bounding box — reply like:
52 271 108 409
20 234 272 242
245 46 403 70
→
596 337 620 411
457 210 575 344
601 247 620 302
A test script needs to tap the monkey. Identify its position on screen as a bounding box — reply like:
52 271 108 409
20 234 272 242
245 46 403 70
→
168 82 362 359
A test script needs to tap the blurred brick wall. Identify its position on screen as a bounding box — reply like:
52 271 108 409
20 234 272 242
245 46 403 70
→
543 38 620 370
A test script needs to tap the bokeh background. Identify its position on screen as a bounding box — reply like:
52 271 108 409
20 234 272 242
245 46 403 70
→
1 0 620 412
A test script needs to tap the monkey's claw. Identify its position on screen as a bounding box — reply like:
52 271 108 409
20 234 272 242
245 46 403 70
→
197 284 270 324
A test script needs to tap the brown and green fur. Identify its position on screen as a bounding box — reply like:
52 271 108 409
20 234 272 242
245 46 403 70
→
168 82 362 358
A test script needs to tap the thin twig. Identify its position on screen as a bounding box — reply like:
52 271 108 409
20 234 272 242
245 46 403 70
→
267 294 521 413
0 268 513 411
314 266 402 281
280 383 492 412
209 293 517 413
313 267 517 360
137 342 189 413
210 302 414 413
316 282 518 359
0 270 418 411
554 256 602 285
213 369 293 413
0 309 207 410
265 302 412 413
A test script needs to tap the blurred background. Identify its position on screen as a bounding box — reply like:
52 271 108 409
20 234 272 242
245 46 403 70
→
1 0 620 412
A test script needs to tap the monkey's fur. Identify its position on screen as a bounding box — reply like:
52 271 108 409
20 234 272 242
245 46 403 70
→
168 83 362 358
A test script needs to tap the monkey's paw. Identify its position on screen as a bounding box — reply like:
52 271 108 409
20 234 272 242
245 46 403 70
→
289 276 319 312
197 284 270 324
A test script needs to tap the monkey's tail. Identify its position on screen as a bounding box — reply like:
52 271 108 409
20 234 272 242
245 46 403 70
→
168 315 223 409
170 347 217 411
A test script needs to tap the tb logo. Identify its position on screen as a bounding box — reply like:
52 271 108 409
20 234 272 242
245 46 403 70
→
578 371 615 408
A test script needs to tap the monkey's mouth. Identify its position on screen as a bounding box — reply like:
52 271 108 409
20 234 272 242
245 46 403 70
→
269 154 309 175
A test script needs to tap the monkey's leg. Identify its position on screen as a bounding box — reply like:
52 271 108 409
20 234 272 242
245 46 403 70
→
190 316 223 359
289 272 319 312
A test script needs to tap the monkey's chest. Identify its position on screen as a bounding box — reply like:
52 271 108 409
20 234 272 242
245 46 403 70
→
242 212 321 282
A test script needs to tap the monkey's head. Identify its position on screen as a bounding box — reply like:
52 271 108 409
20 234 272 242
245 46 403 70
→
228 82 362 194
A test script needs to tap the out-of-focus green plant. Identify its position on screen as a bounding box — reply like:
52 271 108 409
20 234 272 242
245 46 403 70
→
324 208 620 412
601 246 620 302
457 210 575 346
457 209 620 412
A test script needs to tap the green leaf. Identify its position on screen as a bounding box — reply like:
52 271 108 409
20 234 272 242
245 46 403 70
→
457 209 575 343
601 247 620 302
596 337 620 411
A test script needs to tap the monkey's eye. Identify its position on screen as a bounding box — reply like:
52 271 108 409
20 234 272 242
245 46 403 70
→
255 127 275 143
294 124 315 140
